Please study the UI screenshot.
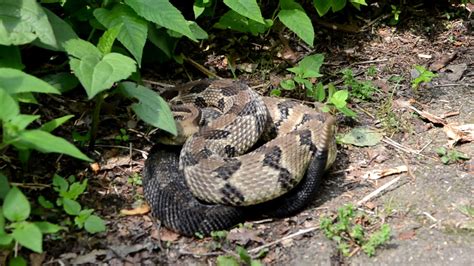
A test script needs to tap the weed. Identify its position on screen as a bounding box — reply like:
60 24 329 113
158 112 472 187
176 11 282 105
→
115 128 130 143
216 246 263 266
341 68 378 101
366 66 377 77
320 204 391 257
411 65 437 90
128 173 142 186
435 147 470 164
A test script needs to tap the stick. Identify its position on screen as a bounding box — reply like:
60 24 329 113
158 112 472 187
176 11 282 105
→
248 227 318 254
357 176 401 206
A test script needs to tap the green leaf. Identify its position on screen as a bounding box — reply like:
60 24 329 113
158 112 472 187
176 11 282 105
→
0 0 56 47
288 54 324 78
12 222 43 253
0 207 5 234
34 8 78 51
216 255 239 266
65 39 137 99
39 115 74 133
84 215 106 233
313 0 332 16
435 147 446 156
0 233 13 246
315 82 326 102
94 5 148 65
97 23 123 55
147 26 175 58
0 45 24 69
278 0 314 47
64 180 87 200
125 0 196 41
37 195 54 209
330 90 349 108
338 127 382 147
33 221 63 234
8 256 27 266
332 0 347 12
0 89 19 121
14 92 37 104
62 198 81 215
3 187 30 222
14 130 92 161
0 173 10 200
280 79 295 90
119 82 177 135
188 21 208 40
0 68 60 95
42 72 79 93
223 0 264 23
214 10 269 35
237 246 251 264
7 114 40 131
52 174 69 193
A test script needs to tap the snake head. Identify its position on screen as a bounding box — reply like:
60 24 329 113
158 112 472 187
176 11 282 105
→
158 104 201 145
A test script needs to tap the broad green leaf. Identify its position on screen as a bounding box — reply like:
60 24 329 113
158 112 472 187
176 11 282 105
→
94 5 148 64
34 8 78 51
66 39 137 99
39 115 74 133
12 222 42 253
3 187 30 222
33 221 63 234
223 0 264 23
0 233 13 246
193 0 212 18
84 215 106 233
7 114 39 131
62 198 81 215
119 82 177 135
0 173 10 200
332 0 347 12
53 174 69 193
350 0 367 5
14 92 37 104
280 79 295 90
0 68 60 94
0 207 4 234
330 90 349 108
214 10 269 36
42 72 79 93
0 0 56 47
0 45 24 69
147 26 175 58
8 256 26 266
97 23 123 55
64 180 87 200
313 0 332 16
0 89 19 121
188 21 208 40
288 54 324 78
125 0 196 41
15 130 92 161
216 255 239 266
278 0 314 47
338 127 382 146
64 39 102 59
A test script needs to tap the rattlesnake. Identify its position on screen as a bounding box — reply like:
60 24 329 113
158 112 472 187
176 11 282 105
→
143 79 336 235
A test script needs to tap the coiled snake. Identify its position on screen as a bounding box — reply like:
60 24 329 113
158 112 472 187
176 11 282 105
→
143 79 336 236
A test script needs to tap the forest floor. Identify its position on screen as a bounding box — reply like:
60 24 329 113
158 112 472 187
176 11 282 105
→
3 5 473 266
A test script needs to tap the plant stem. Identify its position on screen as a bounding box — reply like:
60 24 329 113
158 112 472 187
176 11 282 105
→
89 92 105 150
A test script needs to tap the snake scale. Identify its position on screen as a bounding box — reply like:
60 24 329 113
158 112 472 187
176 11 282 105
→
143 79 336 236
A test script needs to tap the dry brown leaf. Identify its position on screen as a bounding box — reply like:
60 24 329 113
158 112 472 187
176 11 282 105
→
90 162 100 174
120 203 150 216
398 230 417 240
362 165 408 180
443 123 474 146
102 155 131 170
429 53 457 71
227 228 264 245
364 201 377 210
160 228 180 242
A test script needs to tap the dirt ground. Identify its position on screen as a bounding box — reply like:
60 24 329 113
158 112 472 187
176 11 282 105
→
10 6 472 266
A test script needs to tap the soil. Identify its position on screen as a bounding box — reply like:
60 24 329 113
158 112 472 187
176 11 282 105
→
2 3 473 266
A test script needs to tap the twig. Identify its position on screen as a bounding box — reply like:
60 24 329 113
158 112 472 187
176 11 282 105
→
9 182 50 189
142 79 175 87
354 104 376 119
178 250 223 257
353 58 388 65
433 83 473 88
422 212 437 222
94 144 148 155
357 176 401 206
398 152 416 180
248 227 318 254
382 137 428 157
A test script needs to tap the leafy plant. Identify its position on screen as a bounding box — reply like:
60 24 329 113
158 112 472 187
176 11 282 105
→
216 246 263 266
389 5 402 25
314 0 368 16
435 147 470 164
128 173 142 186
0 174 63 263
115 128 130 143
341 68 378 101
320 204 391 257
411 65 437 90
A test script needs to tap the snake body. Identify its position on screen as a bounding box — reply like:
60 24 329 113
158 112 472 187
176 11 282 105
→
143 79 336 235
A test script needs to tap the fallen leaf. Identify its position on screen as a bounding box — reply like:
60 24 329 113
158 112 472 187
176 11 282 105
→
90 162 100 174
445 63 467 81
227 228 264 245
443 123 474 146
398 230 416 240
160 228 180 242
120 203 150 216
338 127 383 147
109 243 153 258
102 155 132 170
364 201 377 210
429 53 457 71
362 165 408 180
